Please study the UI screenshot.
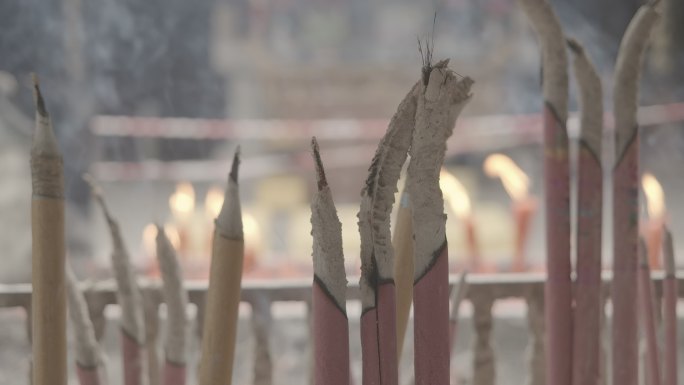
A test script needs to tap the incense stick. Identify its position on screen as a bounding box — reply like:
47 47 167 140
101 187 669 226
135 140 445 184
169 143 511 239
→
30 75 67 385
84 174 147 385
393 188 414 358
638 239 661 385
66 265 108 385
156 226 189 385
662 228 678 385
517 1 571 384
407 60 473 385
567 38 603 385
198 148 244 385
611 4 659 385
310 138 349 385
359 80 420 385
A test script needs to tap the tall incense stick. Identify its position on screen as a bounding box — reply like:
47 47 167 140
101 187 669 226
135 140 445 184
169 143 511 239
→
198 149 244 385
310 138 349 385
567 38 603 385
611 4 659 385
638 239 661 385
156 226 189 385
66 265 108 385
407 60 473 385
662 228 678 385
84 175 147 385
393 187 414 358
30 76 67 385
517 1 571 384
359 80 419 385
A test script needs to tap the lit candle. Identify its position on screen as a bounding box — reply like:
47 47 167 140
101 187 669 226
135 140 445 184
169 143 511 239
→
484 154 537 272
169 182 196 256
641 172 666 270
439 169 481 271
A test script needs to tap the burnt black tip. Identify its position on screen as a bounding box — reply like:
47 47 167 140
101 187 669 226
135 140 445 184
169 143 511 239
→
229 146 241 182
311 137 327 190
32 73 48 117
566 38 584 55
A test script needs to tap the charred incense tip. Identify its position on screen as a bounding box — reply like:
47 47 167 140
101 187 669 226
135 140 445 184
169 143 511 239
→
566 38 583 54
32 73 48 118
229 146 241 183
663 227 675 275
311 137 328 191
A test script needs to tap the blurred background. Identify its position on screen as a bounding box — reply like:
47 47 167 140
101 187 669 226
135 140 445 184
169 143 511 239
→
0 0 683 383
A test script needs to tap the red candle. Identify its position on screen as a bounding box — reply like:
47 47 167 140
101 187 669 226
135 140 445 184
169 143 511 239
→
641 173 666 270
484 154 536 272
512 197 537 272
440 169 481 271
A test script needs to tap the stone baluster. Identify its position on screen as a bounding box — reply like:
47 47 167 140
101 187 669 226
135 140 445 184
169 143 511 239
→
526 287 545 385
194 295 206 342
144 290 161 385
472 291 495 385
252 295 273 385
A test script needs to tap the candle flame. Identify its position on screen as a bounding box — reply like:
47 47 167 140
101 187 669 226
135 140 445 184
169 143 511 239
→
642 172 665 219
205 186 224 219
169 182 195 217
439 169 471 219
483 154 529 201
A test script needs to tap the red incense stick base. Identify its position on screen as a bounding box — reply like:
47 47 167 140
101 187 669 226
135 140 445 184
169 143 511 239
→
122 331 144 385
414 244 450 385
163 362 186 385
76 365 104 385
313 282 350 385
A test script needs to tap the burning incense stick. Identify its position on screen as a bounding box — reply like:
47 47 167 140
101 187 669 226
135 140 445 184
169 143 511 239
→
662 228 678 385
517 1 571 383
448 272 469 352
66 265 108 385
407 60 473 385
310 138 350 385
393 187 414 358
638 239 661 385
612 4 659 385
198 148 244 385
567 38 603 385
30 76 67 385
84 174 147 385
156 226 189 385
358 79 420 385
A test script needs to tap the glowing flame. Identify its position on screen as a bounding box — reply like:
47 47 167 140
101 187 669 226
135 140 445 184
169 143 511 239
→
642 173 665 219
439 169 471 219
142 223 181 256
169 182 195 217
205 186 224 219
484 154 529 201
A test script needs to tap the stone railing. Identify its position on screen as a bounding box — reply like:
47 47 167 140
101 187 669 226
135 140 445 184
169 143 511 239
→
0 273 682 385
